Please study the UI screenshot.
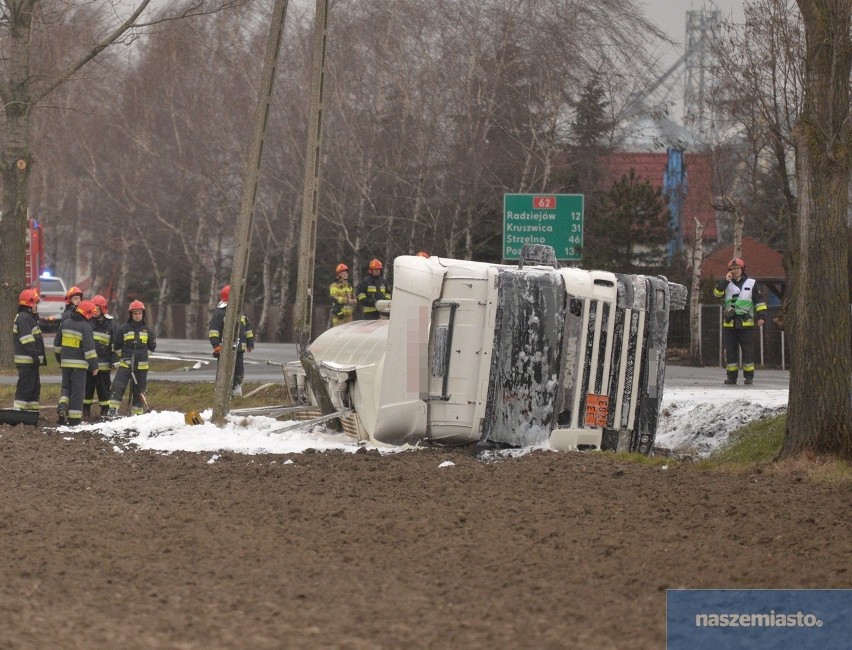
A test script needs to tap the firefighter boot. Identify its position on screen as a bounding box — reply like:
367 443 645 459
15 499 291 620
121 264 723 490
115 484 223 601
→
82 404 92 420
57 405 68 426
104 407 118 420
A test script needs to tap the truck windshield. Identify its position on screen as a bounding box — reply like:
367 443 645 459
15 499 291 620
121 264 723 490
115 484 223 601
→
39 278 65 294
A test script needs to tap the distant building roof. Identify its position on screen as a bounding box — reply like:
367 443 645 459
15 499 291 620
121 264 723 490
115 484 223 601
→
702 237 786 280
605 151 717 241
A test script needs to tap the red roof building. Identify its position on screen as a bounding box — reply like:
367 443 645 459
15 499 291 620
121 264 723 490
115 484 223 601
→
605 151 718 242
702 236 786 301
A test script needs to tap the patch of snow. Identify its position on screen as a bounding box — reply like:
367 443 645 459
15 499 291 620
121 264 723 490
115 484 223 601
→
655 388 787 458
44 387 787 461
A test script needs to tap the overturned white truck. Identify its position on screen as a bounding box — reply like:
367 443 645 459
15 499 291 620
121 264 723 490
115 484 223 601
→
293 246 686 453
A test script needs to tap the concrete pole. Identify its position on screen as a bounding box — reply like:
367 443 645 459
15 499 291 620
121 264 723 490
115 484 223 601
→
212 0 291 425
293 0 330 349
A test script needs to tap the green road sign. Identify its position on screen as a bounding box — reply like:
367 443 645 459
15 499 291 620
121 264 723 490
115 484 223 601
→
503 193 584 261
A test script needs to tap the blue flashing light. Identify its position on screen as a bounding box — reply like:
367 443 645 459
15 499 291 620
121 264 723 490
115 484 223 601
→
40 270 53 278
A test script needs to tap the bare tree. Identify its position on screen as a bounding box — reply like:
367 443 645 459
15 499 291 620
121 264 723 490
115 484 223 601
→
711 0 804 248
0 0 244 365
689 218 704 365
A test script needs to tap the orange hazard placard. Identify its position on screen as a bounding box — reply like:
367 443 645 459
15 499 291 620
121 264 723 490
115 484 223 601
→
584 394 609 428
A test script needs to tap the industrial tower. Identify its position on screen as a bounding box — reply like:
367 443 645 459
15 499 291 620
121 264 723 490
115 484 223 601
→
683 9 721 140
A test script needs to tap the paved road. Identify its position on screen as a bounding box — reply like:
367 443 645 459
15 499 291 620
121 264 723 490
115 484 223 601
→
149 339 300 383
1 339 790 389
666 363 789 390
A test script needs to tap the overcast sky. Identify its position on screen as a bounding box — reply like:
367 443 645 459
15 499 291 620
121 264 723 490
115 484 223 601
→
642 0 746 67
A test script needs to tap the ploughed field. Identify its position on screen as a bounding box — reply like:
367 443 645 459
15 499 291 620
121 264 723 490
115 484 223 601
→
1 425 849 649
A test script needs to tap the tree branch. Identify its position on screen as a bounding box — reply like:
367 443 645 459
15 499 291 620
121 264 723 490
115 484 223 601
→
30 0 244 105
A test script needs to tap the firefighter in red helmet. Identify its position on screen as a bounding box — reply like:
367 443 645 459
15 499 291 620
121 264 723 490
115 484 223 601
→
82 294 118 419
208 285 254 398
713 257 767 385
53 299 99 426
13 289 46 413
356 259 392 320
106 300 157 417
61 286 84 323
329 263 357 327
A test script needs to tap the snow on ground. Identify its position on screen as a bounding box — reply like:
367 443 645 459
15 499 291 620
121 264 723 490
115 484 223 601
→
55 388 788 460
655 388 788 457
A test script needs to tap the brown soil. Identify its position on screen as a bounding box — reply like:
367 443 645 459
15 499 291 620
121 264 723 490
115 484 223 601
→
1 424 849 649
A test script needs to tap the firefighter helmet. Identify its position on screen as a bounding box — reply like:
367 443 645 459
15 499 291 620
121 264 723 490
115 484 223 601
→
65 286 83 305
416 251 430 258
727 258 746 270
335 263 348 276
128 299 146 313
92 294 109 314
18 288 40 308
220 285 230 302
77 300 98 319
368 259 383 271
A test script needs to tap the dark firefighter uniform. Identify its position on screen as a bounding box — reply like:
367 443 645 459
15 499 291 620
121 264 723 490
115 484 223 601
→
208 296 254 396
84 308 118 418
714 267 767 384
108 303 156 416
54 309 98 426
13 294 46 412
356 272 392 320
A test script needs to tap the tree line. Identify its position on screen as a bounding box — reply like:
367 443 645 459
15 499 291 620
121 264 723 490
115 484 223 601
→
18 0 673 340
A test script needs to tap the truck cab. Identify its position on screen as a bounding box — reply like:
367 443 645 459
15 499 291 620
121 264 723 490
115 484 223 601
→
36 275 68 331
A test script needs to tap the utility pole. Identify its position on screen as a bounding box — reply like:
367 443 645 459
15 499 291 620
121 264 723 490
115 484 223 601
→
293 0 330 348
212 0 290 425
292 0 341 431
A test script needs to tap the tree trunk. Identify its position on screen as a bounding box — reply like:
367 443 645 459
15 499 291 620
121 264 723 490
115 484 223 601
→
689 218 705 365
781 0 852 459
0 3 35 368
732 204 744 260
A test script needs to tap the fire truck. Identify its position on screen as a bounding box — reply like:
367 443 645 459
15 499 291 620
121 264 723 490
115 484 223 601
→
26 219 66 330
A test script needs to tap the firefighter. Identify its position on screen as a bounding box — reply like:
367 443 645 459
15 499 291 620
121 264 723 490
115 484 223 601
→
356 259 392 320
106 300 156 417
54 299 99 426
416 251 430 258
714 257 767 385
61 286 83 322
83 295 117 419
13 289 47 413
329 263 357 326
208 285 254 397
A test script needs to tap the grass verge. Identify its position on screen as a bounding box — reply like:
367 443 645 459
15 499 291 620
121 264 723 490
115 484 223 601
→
0 380 292 415
697 413 851 483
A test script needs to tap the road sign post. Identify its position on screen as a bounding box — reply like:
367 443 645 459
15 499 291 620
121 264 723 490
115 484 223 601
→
503 194 584 261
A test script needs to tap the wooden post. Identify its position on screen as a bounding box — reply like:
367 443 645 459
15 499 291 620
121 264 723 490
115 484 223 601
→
293 0 330 349
291 0 341 432
212 0 291 425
